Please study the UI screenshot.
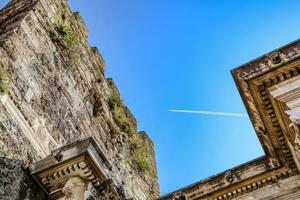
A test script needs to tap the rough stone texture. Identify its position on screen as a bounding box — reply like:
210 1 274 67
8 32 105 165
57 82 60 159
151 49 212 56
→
0 0 159 199
0 157 48 200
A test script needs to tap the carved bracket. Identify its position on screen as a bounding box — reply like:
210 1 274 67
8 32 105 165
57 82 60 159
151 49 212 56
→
29 137 122 200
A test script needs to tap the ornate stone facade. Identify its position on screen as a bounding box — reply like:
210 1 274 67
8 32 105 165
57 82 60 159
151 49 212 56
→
159 39 300 199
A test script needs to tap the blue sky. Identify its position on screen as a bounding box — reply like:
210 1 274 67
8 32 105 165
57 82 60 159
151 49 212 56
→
2 0 300 195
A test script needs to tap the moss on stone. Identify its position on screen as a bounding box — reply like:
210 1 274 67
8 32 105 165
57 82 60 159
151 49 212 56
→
0 122 6 132
55 23 79 47
108 93 152 175
133 135 152 175
108 94 135 137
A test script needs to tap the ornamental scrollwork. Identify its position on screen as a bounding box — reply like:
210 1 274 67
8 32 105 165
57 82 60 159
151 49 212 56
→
173 191 186 200
286 108 300 148
224 170 235 183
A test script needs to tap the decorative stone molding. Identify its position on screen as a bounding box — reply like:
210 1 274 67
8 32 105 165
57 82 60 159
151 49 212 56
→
232 39 300 80
286 107 300 148
214 169 292 200
287 106 300 130
29 137 122 200
224 170 235 183
173 191 186 200
269 51 282 65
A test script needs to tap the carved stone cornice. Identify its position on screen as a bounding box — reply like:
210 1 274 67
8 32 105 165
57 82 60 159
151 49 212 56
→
231 39 300 81
212 168 293 200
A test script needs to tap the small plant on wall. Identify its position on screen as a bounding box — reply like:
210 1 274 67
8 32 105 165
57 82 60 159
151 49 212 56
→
108 92 152 175
0 68 9 94
132 135 152 175
108 94 135 137
50 9 80 65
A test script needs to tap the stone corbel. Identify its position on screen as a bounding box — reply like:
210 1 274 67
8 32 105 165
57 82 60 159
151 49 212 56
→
29 137 121 200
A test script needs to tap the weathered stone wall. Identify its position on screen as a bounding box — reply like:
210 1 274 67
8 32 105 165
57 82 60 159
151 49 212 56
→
0 157 49 200
0 0 159 199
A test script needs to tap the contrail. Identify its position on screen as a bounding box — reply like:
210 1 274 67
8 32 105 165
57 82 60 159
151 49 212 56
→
169 109 249 118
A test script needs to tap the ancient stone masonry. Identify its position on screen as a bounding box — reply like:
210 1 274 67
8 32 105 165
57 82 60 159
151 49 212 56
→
0 157 48 200
159 39 300 199
0 0 159 199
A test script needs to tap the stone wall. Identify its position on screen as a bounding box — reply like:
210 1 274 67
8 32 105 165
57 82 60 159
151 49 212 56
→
0 0 159 199
0 157 49 200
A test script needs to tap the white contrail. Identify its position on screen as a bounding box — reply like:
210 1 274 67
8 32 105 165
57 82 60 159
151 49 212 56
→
169 109 249 118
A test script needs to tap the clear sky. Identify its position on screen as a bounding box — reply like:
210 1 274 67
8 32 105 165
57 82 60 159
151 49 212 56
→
2 0 300 195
